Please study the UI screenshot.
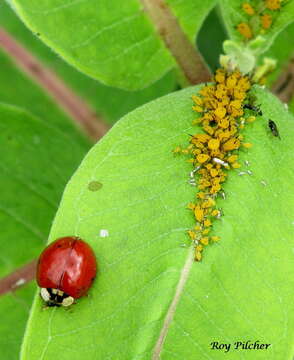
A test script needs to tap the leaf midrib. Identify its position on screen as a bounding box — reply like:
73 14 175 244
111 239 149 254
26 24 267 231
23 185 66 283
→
152 246 194 359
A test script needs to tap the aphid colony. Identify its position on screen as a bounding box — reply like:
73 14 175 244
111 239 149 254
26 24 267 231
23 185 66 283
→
237 0 283 40
175 69 258 261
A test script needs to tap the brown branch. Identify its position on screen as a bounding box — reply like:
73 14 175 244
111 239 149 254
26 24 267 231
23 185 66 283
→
0 28 110 141
140 0 211 85
0 259 37 296
272 55 294 103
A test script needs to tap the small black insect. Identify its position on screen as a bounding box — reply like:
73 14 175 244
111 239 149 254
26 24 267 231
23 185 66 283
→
268 119 280 139
243 103 263 116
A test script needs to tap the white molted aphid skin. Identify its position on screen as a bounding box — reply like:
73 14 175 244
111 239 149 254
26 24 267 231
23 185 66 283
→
212 157 229 167
40 288 50 302
62 296 74 307
13 278 26 288
100 229 109 238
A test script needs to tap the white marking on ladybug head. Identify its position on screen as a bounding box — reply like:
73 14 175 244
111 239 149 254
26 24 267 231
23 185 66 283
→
40 288 50 302
62 296 74 307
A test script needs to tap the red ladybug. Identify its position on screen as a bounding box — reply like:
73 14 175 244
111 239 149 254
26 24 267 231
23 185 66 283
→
36 236 97 307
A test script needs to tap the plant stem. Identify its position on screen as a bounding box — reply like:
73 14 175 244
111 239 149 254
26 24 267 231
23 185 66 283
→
0 260 37 296
141 0 211 85
0 28 110 141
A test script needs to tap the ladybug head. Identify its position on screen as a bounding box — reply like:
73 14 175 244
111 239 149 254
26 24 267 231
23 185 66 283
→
40 288 74 307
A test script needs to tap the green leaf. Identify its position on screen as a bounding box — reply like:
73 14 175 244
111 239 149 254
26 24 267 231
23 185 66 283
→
0 283 35 360
220 0 294 54
0 103 88 277
8 0 215 90
0 2 176 125
197 7 228 71
21 85 293 359
290 98 294 114
0 101 88 358
0 50 89 146
263 21 294 86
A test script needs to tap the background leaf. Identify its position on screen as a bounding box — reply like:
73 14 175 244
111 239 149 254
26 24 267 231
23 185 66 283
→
197 6 228 71
263 21 294 89
0 283 35 360
8 0 215 89
0 102 90 359
0 102 88 277
220 0 294 53
0 2 177 126
21 85 294 359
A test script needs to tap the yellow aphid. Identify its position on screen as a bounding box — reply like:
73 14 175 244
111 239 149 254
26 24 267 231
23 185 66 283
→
265 0 281 10
193 105 204 113
237 22 253 39
200 237 209 245
188 230 196 240
203 125 215 135
246 116 256 123
226 76 237 88
238 77 251 91
193 134 211 143
202 228 210 235
242 3 255 15
227 155 238 163
196 245 203 252
230 100 242 109
223 138 240 151
193 149 202 155
199 85 213 97
173 146 182 153
204 219 212 227
211 209 220 217
234 89 247 100
192 118 201 125
208 138 220 150
215 89 227 100
197 192 206 199
232 162 241 169
194 205 204 222
192 140 204 149
202 198 215 208
218 117 230 129
200 179 211 188
210 184 222 193
187 202 196 210
217 130 231 141
197 153 210 163
261 14 272 29
214 107 226 118
194 225 202 231
211 236 220 242
210 168 219 177
192 95 203 105
243 142 253 148
215 72 225 84
195 251 202 261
